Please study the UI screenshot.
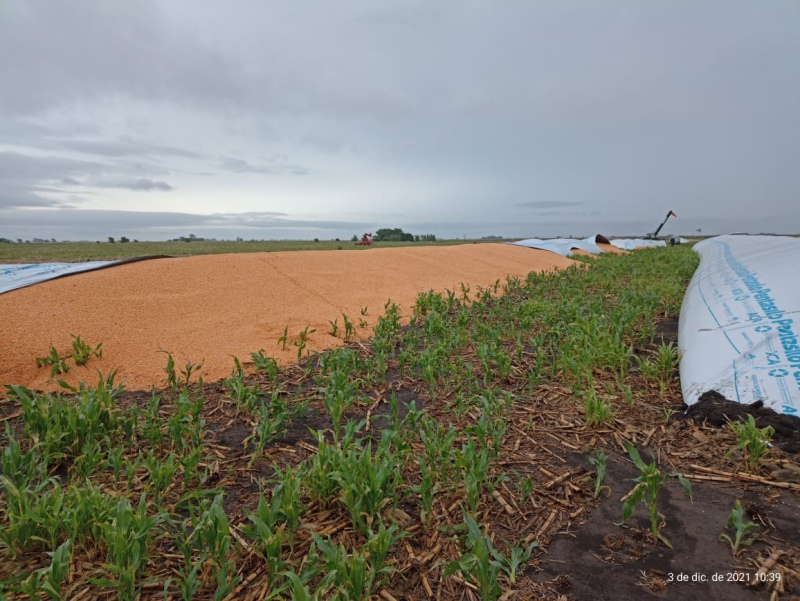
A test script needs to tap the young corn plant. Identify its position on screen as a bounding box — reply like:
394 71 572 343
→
720 499 759 556
225 368 261 414
250 349 280 384
620 443 692 548
35 344 70 376
588 450 608 497
654 342 680 382
328 317 339 338
189 494 239 601
70 334 102 366
333 438 402 536
411 457 440 526
301 430 344 507
278 325 289 350
161 352 201 390
582 388 614 426
249 392 292 465
728 414 775 472
342 313 356 341
245 494 290 592
312 523 402 599
516 476 534 507
91 494 165 601
445 513 535 601
293 325 316 361
38 539 72 601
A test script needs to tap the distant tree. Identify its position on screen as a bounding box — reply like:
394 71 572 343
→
120 236 130 243
335 238 340 242
313 238 319 242
374 228 415 242
0 238 11 243
16 238 22 244
351 234 358 242
108 237 115 243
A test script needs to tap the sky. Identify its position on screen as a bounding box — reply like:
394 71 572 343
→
1 1 799 242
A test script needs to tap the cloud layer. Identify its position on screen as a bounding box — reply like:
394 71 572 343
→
1 1 799 240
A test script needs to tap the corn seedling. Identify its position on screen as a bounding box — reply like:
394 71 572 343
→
443 513 503 600
250 349 280 383
582 388 614 426
225 369 261 414
161 351 178 389
654 342 680 382
8 372 124 460
245 493 290 591
249 392 293 465
333 437 402 535
141 449 179 504
37 539 72 601
458 438 493 513
312 524 401 599
328 318 339 337
35 344 70 376
719 499 759 556
620 443 692 548
412 457 440 526
160 352 199 390
342 313 355 341
189 494 239 600
302 430 344 507
517 475 534 506
728 414 774 472
620 383 634 407
292 325 316 361
278 325 289 350
588 450 608 497
70 334 102 366
91 494 165 601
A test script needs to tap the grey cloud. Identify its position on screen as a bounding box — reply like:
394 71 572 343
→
47 137 203 159
0 184 75 210
126 179 173 192
0 1 246 116
516 201 585 210
219 157 309 176
0 208 370 241
0 151 176 207
0 2 798 240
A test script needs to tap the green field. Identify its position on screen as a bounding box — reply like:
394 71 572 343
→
0 239 511 263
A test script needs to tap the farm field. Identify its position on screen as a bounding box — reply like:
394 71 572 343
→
0 239 503 264
1 246 798 600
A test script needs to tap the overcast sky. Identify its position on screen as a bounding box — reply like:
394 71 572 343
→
1 1 799 241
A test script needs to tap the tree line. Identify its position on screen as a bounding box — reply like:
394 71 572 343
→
351 228 436 242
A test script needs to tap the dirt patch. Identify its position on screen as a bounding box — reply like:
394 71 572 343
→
0 244 574 393
537 451 799 601
679 390 800 454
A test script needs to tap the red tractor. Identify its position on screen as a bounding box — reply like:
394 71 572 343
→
355 233 373 246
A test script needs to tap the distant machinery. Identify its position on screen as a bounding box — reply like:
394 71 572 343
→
645 211 676 240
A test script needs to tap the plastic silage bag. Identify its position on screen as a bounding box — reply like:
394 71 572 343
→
678 235 800 415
